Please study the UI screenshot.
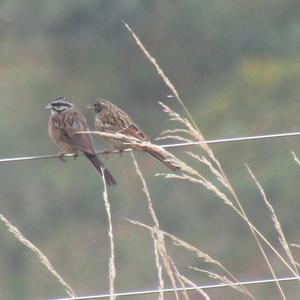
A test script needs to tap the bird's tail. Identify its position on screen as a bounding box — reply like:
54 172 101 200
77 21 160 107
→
84 153 117 186
143 145 180 172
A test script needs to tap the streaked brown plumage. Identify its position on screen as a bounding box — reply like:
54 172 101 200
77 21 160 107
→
46 96 117 186
88 99 180 172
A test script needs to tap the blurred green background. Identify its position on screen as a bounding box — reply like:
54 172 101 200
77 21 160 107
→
1 1 300 299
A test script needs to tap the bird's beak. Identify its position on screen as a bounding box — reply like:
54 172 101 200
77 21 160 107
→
45 103 52 109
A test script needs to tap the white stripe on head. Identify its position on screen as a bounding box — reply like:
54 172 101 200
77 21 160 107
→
49 96 74 112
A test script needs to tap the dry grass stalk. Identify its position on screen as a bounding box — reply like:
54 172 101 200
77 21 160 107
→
79 130 182 170
77 130 138 144
291 151 300 166
246 228 286 300
157 103 233 196
157 103 253 229
131 152 184 300
191 267 253 298
158 172 234 207
187 152 232 191
130 153 160 229
128 219 255 299
157 101 299 282
243 165 291 299
101 168 116 300
246 165 299 276
152 236 165 300
135 164 165 300
168 257 199 300
134 156 165 299
124 21 296 298
0 213 76 297
177 273 210 300
169 159 298 279
123 22 200 131
158 102 214 159
157 240 181 300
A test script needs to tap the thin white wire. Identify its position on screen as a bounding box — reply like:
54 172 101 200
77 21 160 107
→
1 131 300 163
49 276 299 300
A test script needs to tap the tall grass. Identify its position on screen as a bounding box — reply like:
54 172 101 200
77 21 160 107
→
0 213 76 297
101 167 116 300
123 22 300 299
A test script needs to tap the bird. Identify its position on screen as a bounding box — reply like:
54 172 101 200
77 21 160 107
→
46 96 117 186
87 99 180 172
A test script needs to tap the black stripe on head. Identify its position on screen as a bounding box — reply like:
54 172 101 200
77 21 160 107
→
50 96 74 112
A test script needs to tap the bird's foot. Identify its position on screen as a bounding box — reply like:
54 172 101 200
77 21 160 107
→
118 150 124 157
102 150 113 159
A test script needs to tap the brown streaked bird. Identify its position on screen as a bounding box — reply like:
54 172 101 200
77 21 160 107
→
87 99 180 172
46 96 117 186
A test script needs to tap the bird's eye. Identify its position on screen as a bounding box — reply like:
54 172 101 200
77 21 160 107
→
95 104 102 112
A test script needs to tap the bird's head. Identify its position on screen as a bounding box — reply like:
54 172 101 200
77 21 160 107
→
87 99 112 113
46 96 74 113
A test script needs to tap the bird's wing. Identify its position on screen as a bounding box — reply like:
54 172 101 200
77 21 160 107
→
60 110 96 155
119 123 148 141
97 108 148 142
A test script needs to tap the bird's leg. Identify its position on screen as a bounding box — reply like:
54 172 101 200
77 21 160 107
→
58 152 66 161
73 150 79 160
